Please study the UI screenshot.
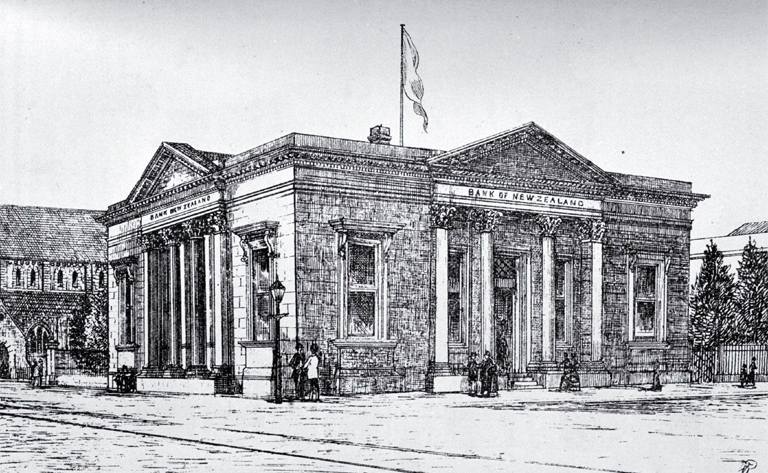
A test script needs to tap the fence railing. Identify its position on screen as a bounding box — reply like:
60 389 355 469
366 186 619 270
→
691 344 768 383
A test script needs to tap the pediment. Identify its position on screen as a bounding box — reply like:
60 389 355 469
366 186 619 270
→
126 142 224 204
429 122 617 186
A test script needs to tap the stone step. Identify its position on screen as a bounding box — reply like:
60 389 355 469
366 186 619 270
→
510 381 544 390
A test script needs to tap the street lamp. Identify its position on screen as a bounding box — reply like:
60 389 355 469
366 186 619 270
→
269 277 286 404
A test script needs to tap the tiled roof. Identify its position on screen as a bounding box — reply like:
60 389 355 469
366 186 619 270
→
0 205 107 262
728 221 768 237
0 291 84 332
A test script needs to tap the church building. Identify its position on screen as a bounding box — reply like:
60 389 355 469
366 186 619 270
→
102 122 707 396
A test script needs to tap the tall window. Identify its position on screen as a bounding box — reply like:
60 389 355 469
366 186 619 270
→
251 248 272 340
98 270 105 288
72 271 80 289
29 269 36 288
56 270 64 288
448 251 466 344
119 271 135 345
555 259 573 344
347 242 377 337
14 268 21 288
634 265 657 338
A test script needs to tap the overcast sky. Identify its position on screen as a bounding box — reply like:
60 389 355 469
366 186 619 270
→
1 0 766 239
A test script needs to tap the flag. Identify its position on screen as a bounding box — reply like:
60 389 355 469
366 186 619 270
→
402 28 428 132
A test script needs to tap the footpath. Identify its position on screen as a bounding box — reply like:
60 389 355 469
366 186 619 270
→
0 382 765 472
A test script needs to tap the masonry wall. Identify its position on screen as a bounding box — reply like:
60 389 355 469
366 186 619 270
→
294 163 433 393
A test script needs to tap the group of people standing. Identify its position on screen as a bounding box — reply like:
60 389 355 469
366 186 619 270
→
466 351 497 397
28 358 45 388
740 357 758 388
288 342 321 402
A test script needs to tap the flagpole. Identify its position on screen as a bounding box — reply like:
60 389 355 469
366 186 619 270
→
400 23 405 147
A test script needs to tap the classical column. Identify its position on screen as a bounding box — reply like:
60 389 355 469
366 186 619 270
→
472 209 503 356
212 231 224 368
179 241 187 369
204 233 213 370
536 215 561 362
581 220 606 361
430 204 455 367
142 250 150 369
169 243 178 366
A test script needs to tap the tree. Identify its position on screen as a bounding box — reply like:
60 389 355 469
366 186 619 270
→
690 241 737 347
735 238 768 343
69 287 109 372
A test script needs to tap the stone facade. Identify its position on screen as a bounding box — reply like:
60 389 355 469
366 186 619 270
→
102 123 707 396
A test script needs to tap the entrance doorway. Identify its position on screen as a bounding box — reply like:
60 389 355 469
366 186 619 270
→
493 253 528 373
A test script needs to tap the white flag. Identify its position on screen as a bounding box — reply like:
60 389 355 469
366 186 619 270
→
402 28 428 132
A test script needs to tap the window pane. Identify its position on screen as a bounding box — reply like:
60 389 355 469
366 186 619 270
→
636 301 655 333
448 292 462 343
555 261 566 298
636 266 656 300
349 244 375 286
348 292 375 336
448 252 462 292
252 249 270 292
555 299 566 342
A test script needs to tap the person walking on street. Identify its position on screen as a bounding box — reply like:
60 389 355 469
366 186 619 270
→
748 357 757 387
479 351 496 398
289 343 306 400
467 352 478 396
303 343 321 402
29 360 38 388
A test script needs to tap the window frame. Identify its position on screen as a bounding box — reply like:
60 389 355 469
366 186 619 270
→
342 237 384 340
447 249 468 347
554 257 574 347
627 255 668 342
249 246 274 341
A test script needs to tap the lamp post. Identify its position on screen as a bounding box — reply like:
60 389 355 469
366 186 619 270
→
269 277 286 404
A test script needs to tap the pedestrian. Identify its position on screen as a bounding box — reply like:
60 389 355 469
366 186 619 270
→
289 343 306 400
37 358 45 387
303 343 321 402
650 359 662 392
29 360 38 388
479 351 496 397
466 352 478 396
748 357 757 387
559 354 573 391
740 364 749 388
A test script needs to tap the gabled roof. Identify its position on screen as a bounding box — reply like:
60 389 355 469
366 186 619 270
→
428 122 618 186
125 142 231 204
728 221 768 237
0 205 106 262
0 291 84 333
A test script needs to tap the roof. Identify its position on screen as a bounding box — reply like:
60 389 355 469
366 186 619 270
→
0 291 85 332
0 205 107 262
728 221 768 237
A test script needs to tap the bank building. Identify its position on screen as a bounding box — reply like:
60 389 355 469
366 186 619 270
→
102 122 707 396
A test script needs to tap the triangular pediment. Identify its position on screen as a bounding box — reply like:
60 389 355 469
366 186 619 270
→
126 142 227 204
429 122 617 186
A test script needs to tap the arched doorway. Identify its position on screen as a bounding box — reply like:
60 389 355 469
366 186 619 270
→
26 325 51 381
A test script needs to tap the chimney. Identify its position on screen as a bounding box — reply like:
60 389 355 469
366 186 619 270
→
367 125 392 145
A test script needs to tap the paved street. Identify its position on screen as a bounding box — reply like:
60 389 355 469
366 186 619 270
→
0 382 765 472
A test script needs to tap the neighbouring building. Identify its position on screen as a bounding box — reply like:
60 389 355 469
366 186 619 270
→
0 205 108 382
102 122 707 396
690 221 768 279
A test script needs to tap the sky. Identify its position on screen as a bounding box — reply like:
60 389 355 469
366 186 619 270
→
1 0 766 239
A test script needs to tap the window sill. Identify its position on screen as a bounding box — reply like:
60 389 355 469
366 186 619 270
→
238 340 274 349
116 344 138 352
331 339 398 349
628 340 669 350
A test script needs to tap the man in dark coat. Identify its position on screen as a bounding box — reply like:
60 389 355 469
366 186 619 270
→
289 343 306 400
748 357 757 387
466 353 478 396
479 351 496 397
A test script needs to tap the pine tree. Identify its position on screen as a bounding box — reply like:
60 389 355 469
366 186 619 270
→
735 238 768 343
690 241 737 347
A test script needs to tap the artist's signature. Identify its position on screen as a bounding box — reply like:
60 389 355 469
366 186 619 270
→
739 459 758 473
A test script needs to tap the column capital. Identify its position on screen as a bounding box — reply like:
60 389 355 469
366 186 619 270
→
469 208 504 233
535 215 562 238
429 204 457 229
579 219 606 243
